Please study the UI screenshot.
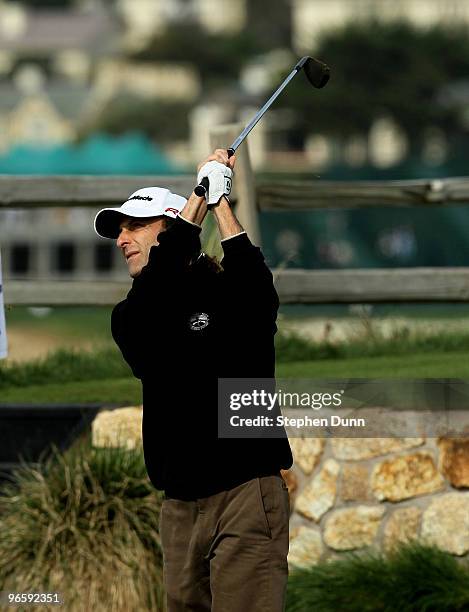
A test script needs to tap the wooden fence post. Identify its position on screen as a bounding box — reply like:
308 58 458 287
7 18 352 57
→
208 124 261 247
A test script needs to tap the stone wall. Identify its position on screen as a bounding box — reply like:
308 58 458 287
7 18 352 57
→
91 407 469 568
285 436 469 568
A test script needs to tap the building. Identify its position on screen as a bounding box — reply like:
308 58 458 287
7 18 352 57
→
291 0 469 53
0 206 129 282
0 2 119 150
116 0 247 52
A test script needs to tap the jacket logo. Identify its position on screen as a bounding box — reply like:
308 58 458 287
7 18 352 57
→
128 195 153 202
189 312 210 331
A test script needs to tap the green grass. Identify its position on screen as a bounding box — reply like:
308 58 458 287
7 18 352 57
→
278 351 469 378
2 328 469 403
286 542 469 612
0 346 128 389
0 377 141 404
275 328 469 361
1 352 469 403
4 328 469 389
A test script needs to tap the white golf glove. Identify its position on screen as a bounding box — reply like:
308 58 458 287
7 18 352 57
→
197 160 233 208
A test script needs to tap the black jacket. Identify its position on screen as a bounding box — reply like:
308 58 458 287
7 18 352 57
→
111 215 293 499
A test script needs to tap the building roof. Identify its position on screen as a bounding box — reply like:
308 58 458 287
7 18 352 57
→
0 8 120 55
0 80 91 121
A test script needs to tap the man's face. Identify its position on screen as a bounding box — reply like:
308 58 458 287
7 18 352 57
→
116 215 167 278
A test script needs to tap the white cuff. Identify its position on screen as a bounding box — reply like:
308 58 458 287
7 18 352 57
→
221 231 247 242
177 213 202 229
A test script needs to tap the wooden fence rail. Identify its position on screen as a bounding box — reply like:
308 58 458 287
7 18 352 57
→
2 125 469 305
257 177 469 210
0 176 196 208
5 268 469 305
1 176 469 210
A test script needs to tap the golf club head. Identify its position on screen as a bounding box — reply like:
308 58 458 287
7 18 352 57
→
296 56 330 89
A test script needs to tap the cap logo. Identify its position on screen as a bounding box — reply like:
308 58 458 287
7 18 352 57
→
165 207 179 215
128 195 153 202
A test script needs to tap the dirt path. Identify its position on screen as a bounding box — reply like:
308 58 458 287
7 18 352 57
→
278 315 469 343
3 328 97 363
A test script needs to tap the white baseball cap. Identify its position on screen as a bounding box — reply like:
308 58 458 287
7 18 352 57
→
94 187 187 239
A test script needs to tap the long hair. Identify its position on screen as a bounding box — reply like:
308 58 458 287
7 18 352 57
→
163 215 223 273
201 253 223 273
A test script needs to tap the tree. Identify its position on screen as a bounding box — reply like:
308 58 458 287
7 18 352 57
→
245 0 291 50
20 0 75 7
131 20 266 89
273 20 469 153
79 93 193 143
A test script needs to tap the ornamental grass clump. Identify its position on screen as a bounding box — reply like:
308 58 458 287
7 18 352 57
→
286 542 469 612
0 436 164 612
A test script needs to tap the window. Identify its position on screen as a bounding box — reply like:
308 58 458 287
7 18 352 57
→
94 243 113 272
54 242 75 273
10 243 30 274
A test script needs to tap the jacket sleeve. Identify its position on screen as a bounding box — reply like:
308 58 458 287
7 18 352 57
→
111 300 144 379
220 233 279 331
127 214 202 303
110 215 202 378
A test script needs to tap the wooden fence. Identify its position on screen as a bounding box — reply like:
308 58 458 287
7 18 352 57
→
3 123 469 306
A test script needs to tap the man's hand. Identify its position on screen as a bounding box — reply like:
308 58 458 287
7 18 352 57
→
196 149 236 208
197 161 233 208
197 149 236 173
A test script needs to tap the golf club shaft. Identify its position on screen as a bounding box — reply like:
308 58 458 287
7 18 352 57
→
194 67 301 197
194 56 329 198
229 67 299 154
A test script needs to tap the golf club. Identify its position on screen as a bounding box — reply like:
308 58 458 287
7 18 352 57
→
194 56 330 197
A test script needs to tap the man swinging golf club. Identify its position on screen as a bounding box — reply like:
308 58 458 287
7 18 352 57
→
94 149 293 611
93 55 330 611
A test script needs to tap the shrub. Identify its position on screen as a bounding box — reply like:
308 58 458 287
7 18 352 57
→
0 436 164 611
286 543 469 612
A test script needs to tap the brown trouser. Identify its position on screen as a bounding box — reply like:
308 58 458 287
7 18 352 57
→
159 473 290 612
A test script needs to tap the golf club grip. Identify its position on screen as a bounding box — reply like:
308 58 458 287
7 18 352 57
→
194 177 209 197
193 148 235 197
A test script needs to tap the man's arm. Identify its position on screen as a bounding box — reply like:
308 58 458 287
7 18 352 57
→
212 198 245 240
178 192 208 227
215 200 279 335
204 155 275 306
